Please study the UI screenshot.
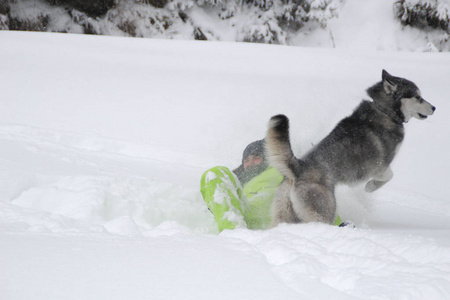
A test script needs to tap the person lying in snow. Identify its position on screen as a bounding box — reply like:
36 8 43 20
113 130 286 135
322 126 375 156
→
200 139 344 232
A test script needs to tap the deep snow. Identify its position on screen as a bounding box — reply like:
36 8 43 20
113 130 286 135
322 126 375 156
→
1 9 450 300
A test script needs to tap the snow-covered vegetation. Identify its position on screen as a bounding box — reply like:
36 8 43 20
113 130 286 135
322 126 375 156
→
0 0 343 44
394 0 450 51
1 0 450 50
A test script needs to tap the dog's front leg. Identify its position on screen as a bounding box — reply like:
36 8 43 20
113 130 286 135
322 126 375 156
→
365 167 393 192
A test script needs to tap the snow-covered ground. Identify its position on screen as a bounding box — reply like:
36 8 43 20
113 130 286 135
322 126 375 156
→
1 10 450 300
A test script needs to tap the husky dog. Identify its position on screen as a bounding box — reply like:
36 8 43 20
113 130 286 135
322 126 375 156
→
266 70 436 226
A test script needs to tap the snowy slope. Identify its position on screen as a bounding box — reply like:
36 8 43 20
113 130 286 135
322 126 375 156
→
1 29 450 299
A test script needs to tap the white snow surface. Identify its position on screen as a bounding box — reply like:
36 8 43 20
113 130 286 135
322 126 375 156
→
1 14 450 300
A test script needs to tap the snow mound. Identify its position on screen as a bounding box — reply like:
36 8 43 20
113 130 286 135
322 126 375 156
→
8 175 215 234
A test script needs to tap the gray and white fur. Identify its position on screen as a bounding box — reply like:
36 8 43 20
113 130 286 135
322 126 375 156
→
266 70 436 226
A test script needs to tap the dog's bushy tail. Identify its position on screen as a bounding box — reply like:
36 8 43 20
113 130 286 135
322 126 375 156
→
265 114 300 181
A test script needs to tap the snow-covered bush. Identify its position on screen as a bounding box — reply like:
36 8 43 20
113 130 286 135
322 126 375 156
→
44 0 115 17
0 14 8 30
394 0 449 30
188 0 341 44
394 0 449 51
7 0 52 31
276 0 309 31
109 1 184 38
308 0 341 28
1 0 343 45
238 8 286 44
0 0 9 30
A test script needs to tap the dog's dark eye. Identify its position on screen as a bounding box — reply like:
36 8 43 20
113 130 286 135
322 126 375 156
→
417 96 424 103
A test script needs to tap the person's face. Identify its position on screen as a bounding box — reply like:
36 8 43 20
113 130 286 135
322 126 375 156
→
243 155 263 170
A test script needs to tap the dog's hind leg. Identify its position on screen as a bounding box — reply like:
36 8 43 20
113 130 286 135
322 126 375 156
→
291 182 337 224
365 167 393 192
271 181 300 227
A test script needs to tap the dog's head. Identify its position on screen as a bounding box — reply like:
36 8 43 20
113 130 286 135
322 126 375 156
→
381 70 436 122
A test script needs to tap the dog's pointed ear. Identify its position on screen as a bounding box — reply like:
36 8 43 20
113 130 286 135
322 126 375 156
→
382 69 397 95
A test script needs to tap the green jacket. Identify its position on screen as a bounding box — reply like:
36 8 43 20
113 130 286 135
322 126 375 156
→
242 167 284 229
